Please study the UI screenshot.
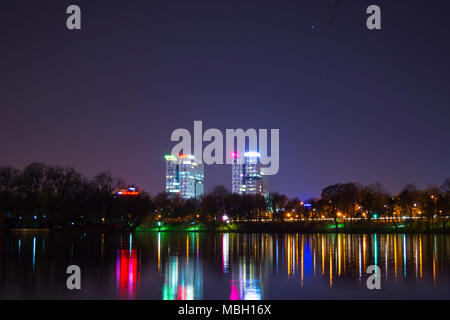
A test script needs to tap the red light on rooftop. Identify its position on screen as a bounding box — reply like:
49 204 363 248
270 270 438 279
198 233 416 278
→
118 191 139 196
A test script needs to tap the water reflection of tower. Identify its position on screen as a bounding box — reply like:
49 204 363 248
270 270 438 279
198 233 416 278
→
162 234 203 300
229 234 273 300
116 234 141 300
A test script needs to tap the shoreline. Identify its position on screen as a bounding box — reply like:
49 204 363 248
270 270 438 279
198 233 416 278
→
136 220 450 234
4 220 449 234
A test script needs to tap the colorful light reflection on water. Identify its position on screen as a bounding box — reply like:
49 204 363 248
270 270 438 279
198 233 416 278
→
116 235 140 299
0 232 449 299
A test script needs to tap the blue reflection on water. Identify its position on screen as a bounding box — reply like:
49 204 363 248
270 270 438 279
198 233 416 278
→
32 237 36 272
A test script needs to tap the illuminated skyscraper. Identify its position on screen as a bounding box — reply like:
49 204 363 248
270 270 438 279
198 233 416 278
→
231 152 268 196
165 154 204 199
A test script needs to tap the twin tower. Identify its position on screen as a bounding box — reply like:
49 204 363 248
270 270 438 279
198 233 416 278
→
165 152 268 199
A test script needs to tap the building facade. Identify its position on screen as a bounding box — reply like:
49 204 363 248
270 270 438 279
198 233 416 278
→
231 151 268 196
165 154 204 199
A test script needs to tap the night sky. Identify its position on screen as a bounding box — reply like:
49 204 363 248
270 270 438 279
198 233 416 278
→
1 0 449 199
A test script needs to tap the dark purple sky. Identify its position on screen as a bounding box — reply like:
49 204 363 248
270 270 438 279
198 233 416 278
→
1 0 449 199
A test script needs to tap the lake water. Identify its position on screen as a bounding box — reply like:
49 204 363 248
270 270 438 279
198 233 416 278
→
0 231 449 299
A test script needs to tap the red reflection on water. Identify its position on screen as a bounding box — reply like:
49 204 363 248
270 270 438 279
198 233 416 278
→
178 286 186 300
116 249 140 299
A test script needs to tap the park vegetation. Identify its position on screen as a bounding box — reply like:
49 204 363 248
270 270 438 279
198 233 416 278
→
0 163 449 232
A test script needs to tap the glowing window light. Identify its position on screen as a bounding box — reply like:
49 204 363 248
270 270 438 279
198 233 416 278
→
244 151 260 157
164 155 177 161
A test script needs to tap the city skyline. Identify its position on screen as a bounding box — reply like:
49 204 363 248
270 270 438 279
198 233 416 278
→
165 150 269 199
2 0 450 304
1 1 449 199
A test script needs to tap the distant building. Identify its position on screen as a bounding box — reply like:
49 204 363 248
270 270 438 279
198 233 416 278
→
231 151 268 196
165 154 204 199
114 186 140 196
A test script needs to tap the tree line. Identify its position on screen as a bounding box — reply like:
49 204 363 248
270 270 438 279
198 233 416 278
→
156 181 450 231
0 163 449 230
0 163 153 229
